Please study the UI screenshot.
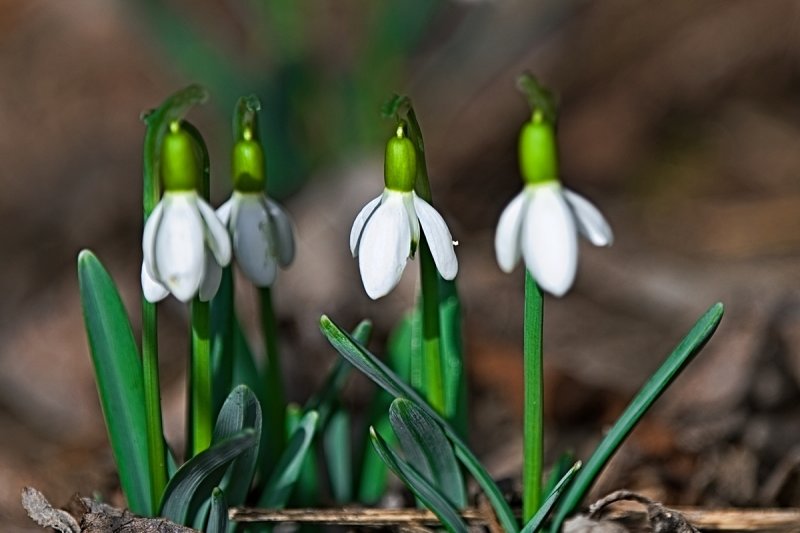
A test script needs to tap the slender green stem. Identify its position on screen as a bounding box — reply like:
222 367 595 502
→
191 300 212 455
523 271 544 520
260 286 287 472
419 237 445 414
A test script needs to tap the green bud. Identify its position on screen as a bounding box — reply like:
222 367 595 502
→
232 137 265 193
161 122 200 191
384 125 417 192
518 111 559 186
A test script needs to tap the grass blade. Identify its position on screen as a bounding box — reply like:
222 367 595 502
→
521 461 581 533
389 398 466 508
78 250 151 515
160 430 257 525
320 315 518 532
370 428 468 533
550 303 724 532
258 410 319 508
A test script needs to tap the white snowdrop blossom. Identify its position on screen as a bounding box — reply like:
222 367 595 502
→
350 127 457 300
350 189 458 299
216 191 295 287
494 182 612 297
494 112 612 296
141 190 232 303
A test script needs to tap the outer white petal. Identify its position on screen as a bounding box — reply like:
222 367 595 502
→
197 197 232 267
494 189 529 273
216 197 234 225
198 250 222 301
563 189 614 247
349 194 383 257
264 197 296 267
233 194 278 287
155 193 205 302
358 192 411 299
142 200 165 278
412 194 458 280
141 262 169 302
404 193 420 249
521 184 578 297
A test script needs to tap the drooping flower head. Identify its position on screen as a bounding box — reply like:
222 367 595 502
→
494 111 613 296
141 122 232 303
350 124 458 299
216 126 295 287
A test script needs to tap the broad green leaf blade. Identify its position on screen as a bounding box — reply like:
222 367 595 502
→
521 461 581 533
206 487 227 533
258 410 319 508
213 385 262 506
389 398 466 508
370 428 468 533
160 430 257 525
551 303 724 532
324 410 353 503
320 315 518 533
78 250 151 515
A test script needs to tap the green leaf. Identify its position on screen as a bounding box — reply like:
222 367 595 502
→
213 385 262 507
389 398 466 508
286 405 319 507
439 280 468 437
258 410 319 508
211 267 235 419
521 461 581 533
370 428 468 533
550 303 724 532
319 315 518 533
324 410 352 503
542 452 575 499
206 487 227 533
77 250 151 515
160 430 257 525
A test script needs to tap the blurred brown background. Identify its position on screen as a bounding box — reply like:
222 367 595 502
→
2 1 800 530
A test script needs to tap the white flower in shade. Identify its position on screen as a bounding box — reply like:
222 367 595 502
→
494 112 612 296
216 191 295 287
350 189 458 299
494 183 612 296
141 191 232 303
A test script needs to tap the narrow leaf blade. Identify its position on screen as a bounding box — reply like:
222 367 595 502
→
389 398 466 508
206 487 228 533
319 315 518 532
370 428 468 533
78 250 151 515
521 461 581 533
551 303 724 531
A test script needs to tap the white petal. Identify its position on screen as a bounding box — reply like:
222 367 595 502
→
233 194 278 287
155 193 206 302
197 197 232 266
358 193 411 299
404 193 420 250
349 194 383 257
198 251 222 301
216 197 234 225
521 184 578 297
142 200 165 278
563 189 614 246
494 190 529 273
264 197 296 267
412 194 457 280
141 262 169 303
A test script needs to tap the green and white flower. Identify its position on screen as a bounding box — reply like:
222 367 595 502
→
141 123 232 303
350 128 457 300
494 113 612 296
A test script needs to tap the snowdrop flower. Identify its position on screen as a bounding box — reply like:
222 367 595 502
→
350 126 457 299
141 124 232 303
216 134 295 287
495 113 613 296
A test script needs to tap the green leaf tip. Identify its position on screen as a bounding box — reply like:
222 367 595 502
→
517 73 558 125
